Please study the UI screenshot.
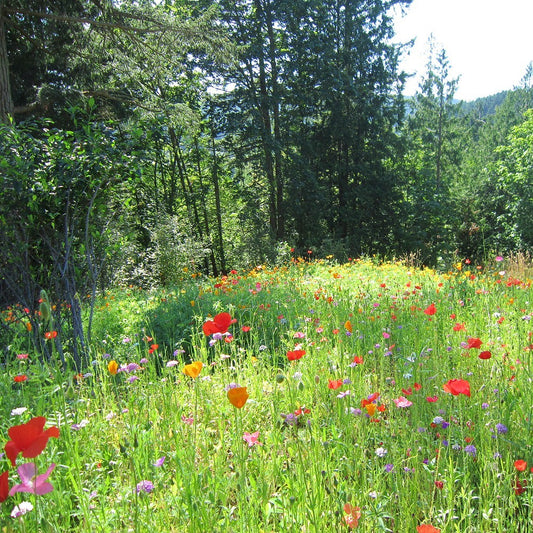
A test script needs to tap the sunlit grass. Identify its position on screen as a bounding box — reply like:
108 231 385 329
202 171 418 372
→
1 256 531 531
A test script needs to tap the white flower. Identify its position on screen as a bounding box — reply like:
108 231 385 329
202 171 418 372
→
11 502 33 518
375 447 388 457
10 407 28 416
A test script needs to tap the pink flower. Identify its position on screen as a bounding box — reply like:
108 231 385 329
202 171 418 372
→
243 431 262 447
393 396 413 408
9 463 55 496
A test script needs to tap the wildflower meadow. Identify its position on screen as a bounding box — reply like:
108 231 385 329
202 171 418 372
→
1 255 532 532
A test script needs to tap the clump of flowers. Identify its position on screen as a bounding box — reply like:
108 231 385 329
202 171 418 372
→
281 407 311 427
1 417 59 516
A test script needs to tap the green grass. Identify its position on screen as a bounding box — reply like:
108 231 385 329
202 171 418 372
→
1 256 532 531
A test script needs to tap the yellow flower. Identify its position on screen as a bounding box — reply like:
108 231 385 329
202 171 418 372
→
108 360 118 375
227 387 249 409
183 361 203 379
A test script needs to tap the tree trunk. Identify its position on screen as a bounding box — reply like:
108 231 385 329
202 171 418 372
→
0 3 14 123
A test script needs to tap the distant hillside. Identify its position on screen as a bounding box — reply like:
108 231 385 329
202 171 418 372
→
460 91 509 117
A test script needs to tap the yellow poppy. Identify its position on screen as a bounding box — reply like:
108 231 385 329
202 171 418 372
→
183 361 203 379
108 360 118 375
227 387 249 409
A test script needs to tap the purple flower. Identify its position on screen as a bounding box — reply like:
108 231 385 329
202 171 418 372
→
464 445 477 457
284 413 298 426
384 463 394 473
136 480 154 494
224 382 242 391
119 362 141 374
482 403 489 410
9 463 55 496
153 456 165 467
495 423 508 434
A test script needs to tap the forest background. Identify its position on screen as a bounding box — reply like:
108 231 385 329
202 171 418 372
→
0 0 532 365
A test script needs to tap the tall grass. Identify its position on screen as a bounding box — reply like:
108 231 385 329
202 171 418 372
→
1 256 531 531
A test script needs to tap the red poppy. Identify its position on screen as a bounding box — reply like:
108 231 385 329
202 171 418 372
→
424 303 437 316
361 392 380 407
287 349 305 361
352 355 363 365
44 331 58 339
453 323 466 331
328 379 343 390
241 326 251 332
148 343 159 354
514 460 527 472
5 417 60 466
443 379 471 397
13 375 28 383
479 351 492 360
202 312 237 336
0 471 8 503
467 337 482 349
414 382 422 391
514 479 527 495
426 396 438 402
434 480 444 489
402 387 413 395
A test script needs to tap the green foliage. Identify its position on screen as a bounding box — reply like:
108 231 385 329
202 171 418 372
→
0 110 140 366
492 108 533 249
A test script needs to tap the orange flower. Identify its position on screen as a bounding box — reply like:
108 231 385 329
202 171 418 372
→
183 361 203 379
344 320 353 333
417 525 440 533
13 375 27 383
328 379 343 390
227 387 249 408
44 331 57 339
343 503 361 529
108 360 119 375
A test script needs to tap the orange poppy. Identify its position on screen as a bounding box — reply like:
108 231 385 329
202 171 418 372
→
417 525 440 533
108 360 119 375
183 361 203 379
227 387 249 408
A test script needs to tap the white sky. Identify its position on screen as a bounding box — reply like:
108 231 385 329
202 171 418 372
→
392 0 533 101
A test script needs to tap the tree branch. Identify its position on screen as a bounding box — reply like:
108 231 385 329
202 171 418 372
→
2 6 163 34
